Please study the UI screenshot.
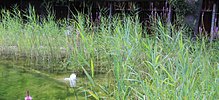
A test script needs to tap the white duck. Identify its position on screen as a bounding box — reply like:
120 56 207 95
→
64 73 77 87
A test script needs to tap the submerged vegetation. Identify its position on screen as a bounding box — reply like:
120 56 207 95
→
0 62 69 99
0 7 218 99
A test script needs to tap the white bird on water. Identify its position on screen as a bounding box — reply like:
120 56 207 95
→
64 73 77 87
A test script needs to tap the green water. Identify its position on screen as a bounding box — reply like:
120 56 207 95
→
0 62 83 100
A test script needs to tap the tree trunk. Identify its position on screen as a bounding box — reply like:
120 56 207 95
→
184 0 203 36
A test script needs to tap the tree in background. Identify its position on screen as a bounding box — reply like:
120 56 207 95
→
170 0 203 36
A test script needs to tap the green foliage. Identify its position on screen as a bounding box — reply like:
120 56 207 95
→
169 0 202 16
0 7 218 99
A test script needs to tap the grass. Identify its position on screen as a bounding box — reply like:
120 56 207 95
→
0 7 218 99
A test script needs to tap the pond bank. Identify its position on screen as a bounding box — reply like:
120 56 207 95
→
0 45 69 59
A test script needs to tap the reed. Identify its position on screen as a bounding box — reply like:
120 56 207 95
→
0 7 218 99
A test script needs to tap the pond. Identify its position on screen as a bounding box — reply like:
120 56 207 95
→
0 61 89 100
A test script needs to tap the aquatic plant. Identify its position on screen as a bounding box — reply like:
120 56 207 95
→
0 7 218 99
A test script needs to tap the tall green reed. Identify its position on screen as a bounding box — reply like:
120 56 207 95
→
0 7 218 99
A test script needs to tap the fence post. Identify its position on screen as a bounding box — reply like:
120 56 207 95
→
210 3 216 42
